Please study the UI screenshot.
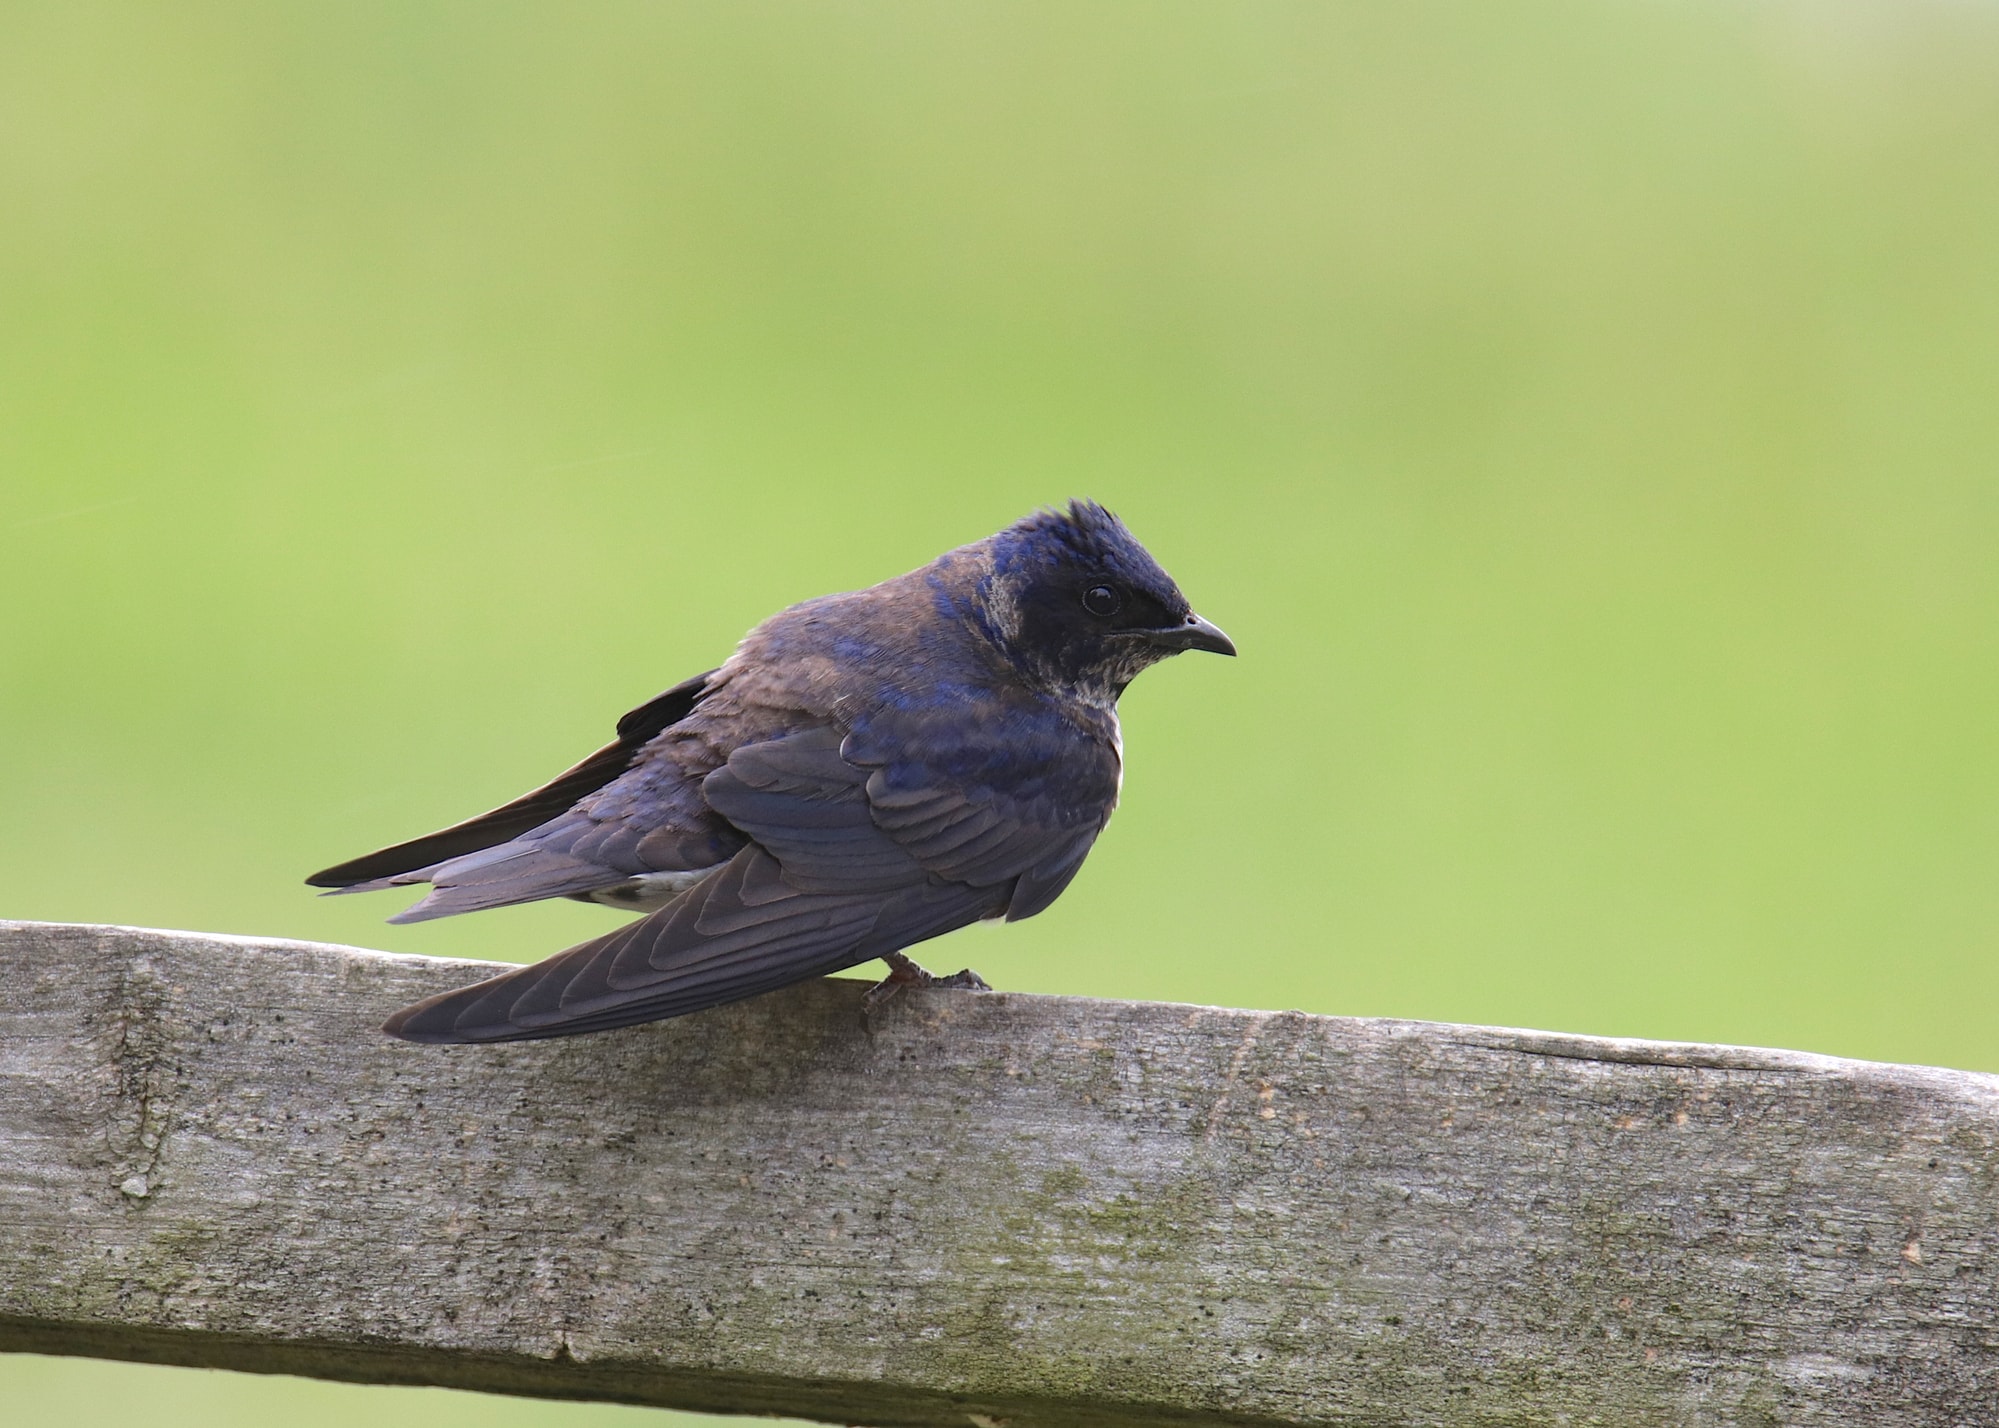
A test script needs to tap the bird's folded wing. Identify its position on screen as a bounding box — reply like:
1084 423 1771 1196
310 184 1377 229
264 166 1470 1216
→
382 715 1117 1042
842 712 1120 919
381 844 988 1041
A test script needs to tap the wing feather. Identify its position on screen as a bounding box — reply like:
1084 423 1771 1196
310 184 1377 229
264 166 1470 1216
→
382 846 1001 1042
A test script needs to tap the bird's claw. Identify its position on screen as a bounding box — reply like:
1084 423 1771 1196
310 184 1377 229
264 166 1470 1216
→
862 951 992 1019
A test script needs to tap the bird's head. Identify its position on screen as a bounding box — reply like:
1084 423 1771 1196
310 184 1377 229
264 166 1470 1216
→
975 500 1235 704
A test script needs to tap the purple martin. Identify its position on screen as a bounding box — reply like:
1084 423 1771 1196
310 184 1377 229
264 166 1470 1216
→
309 501 1234 1043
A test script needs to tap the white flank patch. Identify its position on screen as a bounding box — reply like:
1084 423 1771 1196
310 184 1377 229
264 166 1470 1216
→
584 866 721 912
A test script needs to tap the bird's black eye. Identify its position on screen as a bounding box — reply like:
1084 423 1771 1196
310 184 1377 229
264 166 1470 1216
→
1082 584 1122 617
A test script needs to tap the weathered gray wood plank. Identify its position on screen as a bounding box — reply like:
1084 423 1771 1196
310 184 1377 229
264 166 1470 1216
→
2 920 1996 1426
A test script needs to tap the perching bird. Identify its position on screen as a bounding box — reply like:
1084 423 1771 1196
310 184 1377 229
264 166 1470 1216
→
309 500 1234 1043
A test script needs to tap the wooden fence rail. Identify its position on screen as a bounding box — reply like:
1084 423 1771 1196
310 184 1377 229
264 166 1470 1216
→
2 920 1996 1426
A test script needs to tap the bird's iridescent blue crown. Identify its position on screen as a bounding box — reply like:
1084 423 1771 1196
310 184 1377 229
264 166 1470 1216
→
993 500 1180 605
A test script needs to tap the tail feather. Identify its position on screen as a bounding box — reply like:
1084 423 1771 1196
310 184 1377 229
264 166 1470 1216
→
383 841 626 924
316 868 435 897
307 670 715 889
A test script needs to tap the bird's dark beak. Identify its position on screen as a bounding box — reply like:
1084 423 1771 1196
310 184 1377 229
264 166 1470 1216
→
1139 613 1236 657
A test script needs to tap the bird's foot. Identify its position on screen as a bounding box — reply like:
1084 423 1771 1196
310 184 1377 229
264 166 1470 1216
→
862 951 992 1017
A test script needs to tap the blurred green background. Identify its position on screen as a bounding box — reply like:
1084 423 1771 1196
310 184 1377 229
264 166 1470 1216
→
6 0 1999 1422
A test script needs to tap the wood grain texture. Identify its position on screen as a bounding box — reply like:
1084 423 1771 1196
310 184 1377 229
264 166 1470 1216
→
2 920 1996 1427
